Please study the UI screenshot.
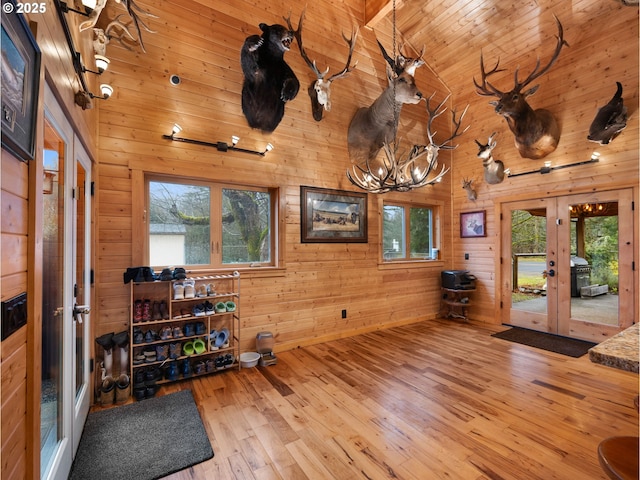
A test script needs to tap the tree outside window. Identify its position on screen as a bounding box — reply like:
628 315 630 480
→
383 202 434 261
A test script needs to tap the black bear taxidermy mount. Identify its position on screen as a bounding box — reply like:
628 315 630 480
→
587 82 627 145
241 23 300 133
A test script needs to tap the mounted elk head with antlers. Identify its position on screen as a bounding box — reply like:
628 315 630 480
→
476 132 509 184
347 40 424 165
474 15 569 159
285 11 358 121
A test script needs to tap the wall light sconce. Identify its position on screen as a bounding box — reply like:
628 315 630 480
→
74 52 110 75
508 152 601 178
162 125 274 156
74 84 114 109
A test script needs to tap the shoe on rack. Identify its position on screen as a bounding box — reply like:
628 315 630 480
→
133 299 143 322
173 267 187 280
183 323 195 337
155 344 169 362
159 326 173 340
182 340 195 356
184 280 196 299
204 301 214 316
193 338 206 355
133 327 144 345
142 299 152 321
196 284 208 297
172 326 184 338
192 304 205 317
181 359 192 378
173 282 185 300
195 321 206 335
166 361 179 381
144 329 157 343
159 300 169 319
152 301 162 320
159 268 173 281
169 342 182 359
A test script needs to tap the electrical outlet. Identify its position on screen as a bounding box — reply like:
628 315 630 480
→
1 292 27 341
465 253 469 260
342 309 347 319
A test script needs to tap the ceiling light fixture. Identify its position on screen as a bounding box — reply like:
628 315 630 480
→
162 126 274 156
508 152 600 178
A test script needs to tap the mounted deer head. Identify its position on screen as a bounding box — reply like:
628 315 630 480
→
587 82 627 144
475 132 509 184
285 11 358 121
474 15 569 159
462 178 477 201
347 40 424 165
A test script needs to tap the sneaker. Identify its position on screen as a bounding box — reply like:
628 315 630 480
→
183 323 195 337
206 283 216 296
172 326 184 338
159 326 173 340
144 329 157 343
159 268 173 281
184 280 196 299
173 267 187 280
173 282 185 300
155 344 168 362
204 301 214 315
169 342 182 359
192 304 205 317
133 327 144 344
195 321 206 335
196 284 208 297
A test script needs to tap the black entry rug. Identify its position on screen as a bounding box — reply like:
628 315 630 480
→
492 327 597 358
69 389 213 480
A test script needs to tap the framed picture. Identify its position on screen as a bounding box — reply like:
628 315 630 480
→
300 186 368 243
460 210 486 238
1 2 41 161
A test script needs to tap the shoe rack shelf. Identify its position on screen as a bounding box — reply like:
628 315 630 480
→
129 271 241 394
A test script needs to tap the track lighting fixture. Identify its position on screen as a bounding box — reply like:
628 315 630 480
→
162 125 274 156
508 152 600 178
59 0 93 16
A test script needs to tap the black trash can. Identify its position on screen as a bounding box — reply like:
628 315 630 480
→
570 256 591 297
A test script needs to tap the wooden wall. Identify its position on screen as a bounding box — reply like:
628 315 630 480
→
1 4 98 479
95 0 456 353
94 0 638 355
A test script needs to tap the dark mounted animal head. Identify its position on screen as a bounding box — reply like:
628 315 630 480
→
587 82 627 144
285 10 358 121
474 15 569 159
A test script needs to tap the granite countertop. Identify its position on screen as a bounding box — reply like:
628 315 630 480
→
589 323 639 373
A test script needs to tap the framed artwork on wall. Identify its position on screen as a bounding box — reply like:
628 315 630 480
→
1 2 41 161
300 186 368 243
460 210 486 238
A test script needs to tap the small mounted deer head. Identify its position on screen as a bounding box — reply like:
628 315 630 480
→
285 10 358 121
462 178 477 201
587 82 627 144
475 132 508 184
474 15 569 159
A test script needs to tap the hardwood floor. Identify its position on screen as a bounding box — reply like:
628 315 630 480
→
148 320 638 479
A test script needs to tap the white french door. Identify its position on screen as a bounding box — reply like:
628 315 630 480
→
500 189 634 342
41 83 91 480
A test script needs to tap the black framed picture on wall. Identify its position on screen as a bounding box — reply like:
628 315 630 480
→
460 210 486 238
300 186 368 243
1 1 41 161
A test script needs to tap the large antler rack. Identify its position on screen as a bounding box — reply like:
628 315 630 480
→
474 14 568 97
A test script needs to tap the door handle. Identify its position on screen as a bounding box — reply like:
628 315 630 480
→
73 304 90 323
543 269 555 277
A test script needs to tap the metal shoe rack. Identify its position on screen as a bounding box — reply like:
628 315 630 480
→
129 271 240 395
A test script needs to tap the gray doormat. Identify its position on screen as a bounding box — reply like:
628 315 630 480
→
69 389 213 480
492 327 597 357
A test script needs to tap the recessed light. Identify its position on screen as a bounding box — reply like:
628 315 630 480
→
170 74 181 85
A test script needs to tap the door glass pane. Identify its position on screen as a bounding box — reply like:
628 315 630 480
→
569 201 619 325
41 119 65 474
511 208 547 315
75 163 86 399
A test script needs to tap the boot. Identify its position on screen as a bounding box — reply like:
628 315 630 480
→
142 299 152 322
159 300 169 320
96 332 114 352
152 301 162 320
133 299 143 323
